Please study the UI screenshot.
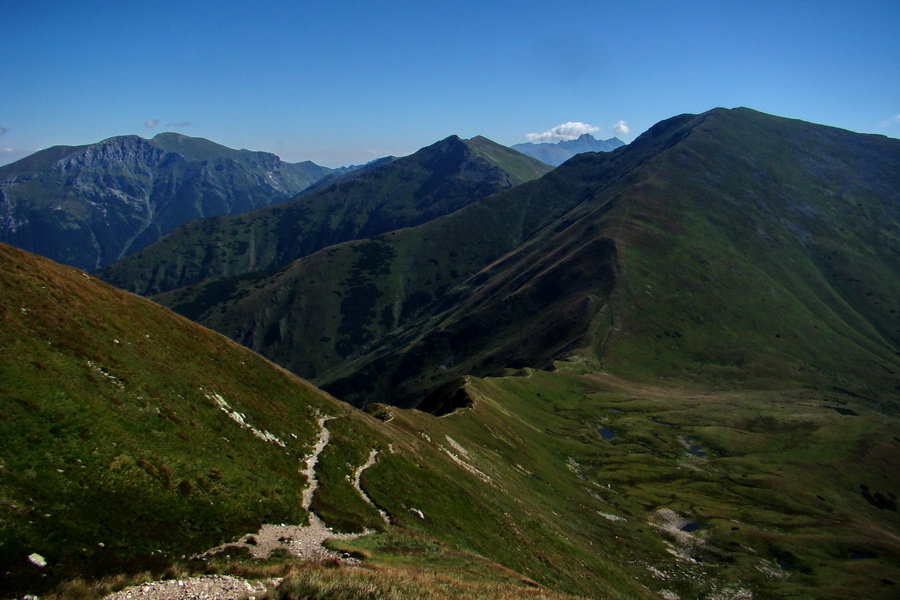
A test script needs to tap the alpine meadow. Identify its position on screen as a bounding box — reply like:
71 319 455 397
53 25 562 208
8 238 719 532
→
2 106 899 600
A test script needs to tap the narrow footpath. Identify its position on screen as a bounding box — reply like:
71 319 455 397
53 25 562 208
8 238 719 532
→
105 411 389 600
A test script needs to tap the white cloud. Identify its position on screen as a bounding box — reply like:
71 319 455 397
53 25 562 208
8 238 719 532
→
613 120 630 135
879 114 900 129
145 119 160 128
2 147 13 153
525 121 600 142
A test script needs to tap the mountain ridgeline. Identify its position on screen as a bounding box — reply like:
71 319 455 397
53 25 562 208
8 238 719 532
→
5 108 900 600
144 108 899 410
512 133 625 166
96 135 552 296
0 133 343 270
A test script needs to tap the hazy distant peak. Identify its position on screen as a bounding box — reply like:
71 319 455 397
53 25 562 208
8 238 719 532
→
511 133 625 166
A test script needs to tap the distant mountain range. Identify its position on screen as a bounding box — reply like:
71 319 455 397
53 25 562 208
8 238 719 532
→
96 134 551 296
0 133 347 270
512 133 625 165
4 107 900 600
125 109 900 412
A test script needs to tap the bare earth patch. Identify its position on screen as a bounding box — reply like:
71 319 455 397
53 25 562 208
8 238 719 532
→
103 575 275 600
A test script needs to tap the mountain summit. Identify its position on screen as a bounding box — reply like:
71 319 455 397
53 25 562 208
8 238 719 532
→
145 108 900 411
512 133 625 165
97 135 551 296
0 134 340 270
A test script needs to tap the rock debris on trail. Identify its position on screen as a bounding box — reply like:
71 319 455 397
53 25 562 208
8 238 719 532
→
198 413 386 562
106 413 392 599
201 513 365 561
104 575 274 600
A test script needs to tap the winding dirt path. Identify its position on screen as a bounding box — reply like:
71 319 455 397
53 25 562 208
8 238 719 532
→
106 417 393 600
198 414 346 562
352 449 391 526
301 415 333 511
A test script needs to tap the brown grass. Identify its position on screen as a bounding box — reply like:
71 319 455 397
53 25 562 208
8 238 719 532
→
266 561 590 600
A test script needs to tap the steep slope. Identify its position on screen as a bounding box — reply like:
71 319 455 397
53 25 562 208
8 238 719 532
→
0 133 338 270
512 133 625 166
156 108 900 410
155 151 620 394
96 135 552 296
0 243 356 593
0 243 656 600
4 244 898 600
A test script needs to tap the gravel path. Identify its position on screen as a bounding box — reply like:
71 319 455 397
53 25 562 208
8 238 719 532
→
352 449 391 526
300 415 333 511
106 417 389 599
197 414 359 561
200 512 366 562
104 575 275 600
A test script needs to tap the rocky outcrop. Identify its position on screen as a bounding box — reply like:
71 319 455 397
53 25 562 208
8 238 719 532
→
0 134 339 270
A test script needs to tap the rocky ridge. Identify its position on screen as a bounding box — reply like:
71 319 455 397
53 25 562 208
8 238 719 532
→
0 133 338 270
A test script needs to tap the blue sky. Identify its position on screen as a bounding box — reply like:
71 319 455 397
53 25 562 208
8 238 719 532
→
2 0 898 167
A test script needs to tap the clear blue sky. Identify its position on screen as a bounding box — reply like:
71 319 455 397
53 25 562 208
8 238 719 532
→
2 0 898 167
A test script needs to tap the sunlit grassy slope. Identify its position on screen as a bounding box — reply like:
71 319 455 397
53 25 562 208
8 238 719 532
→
3 244 899 599
0 243 341 591
318 365 899 600
0 243 628 599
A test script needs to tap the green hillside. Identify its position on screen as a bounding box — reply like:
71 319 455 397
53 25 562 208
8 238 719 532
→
0 244 654 600
0 243 346 592
3 243 899 600
153 150 606 393
96 135 552 296
150 109 900 411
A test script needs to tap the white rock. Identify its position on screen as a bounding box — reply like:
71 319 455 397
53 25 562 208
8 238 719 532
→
27 552 47 567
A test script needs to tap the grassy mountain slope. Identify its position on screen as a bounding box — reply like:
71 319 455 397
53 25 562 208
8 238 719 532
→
591 108 900 392
3 244 898 600
0 134 335 270
96 135 552 296
153 150 613 397
153 108 900 411
0 243 346 592
0 244 638 599
382 369 899 600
